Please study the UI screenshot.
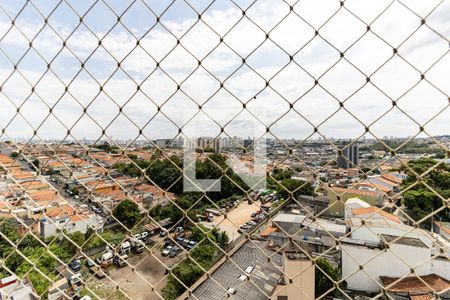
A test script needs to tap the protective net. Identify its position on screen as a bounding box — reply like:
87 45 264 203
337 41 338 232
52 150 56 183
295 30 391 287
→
0 0 448 299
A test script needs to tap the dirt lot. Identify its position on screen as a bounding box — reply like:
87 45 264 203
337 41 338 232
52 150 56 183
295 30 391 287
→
86 249 185 300
207 201 261 241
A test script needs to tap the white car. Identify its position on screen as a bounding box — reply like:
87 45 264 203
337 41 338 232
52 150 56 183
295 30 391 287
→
162 246 173 256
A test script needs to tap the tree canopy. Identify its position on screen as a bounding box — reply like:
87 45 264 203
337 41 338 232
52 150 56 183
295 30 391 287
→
315 258 340 297
112 199 143 229
401 158 449 223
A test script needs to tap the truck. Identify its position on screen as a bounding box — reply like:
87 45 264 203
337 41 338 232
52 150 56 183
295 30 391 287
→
205 208 222 216
98 252 113 268
120 241 131 254
113 254 128 267
129 238 145 253
197 212 214 222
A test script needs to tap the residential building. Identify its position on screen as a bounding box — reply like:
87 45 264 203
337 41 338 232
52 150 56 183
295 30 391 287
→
187 240 283 300
327 186 383 217
271 253 314 300
380 273 450 299
337 144 359 169
40 205 103 239
0 276 35 300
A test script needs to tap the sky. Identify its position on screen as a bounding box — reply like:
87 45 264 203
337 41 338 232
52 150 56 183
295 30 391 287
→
0 0 448 143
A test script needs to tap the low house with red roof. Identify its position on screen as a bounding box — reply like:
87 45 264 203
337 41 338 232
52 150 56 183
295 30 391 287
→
380 273 450 299
39 205 103 239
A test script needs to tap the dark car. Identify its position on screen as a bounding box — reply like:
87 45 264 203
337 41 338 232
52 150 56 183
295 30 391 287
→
175 236 184 245
69 259 81 272
163 240 173 248
169 246 181 258
186 240 196 250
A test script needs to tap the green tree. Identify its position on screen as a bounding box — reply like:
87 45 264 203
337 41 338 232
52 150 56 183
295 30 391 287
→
112 199 142 229
271 168 293 181
32 158 40 169
403 190 442 221
401 158 449 222
270 178 314 199
315 258 340 297
190 243 216 268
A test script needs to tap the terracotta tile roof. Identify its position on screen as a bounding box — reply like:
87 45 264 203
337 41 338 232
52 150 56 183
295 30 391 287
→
44 206 91 222
20 181 49 191
375 176 400 187
380 274 450 293
10 171 35 180
134 184 175 199
382 173 403 184
29 189 60 201
261 226 278 237
0 154 14 165
46 161 64 168
352 206 401 223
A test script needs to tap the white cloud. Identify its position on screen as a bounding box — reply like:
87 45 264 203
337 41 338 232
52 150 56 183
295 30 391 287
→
0 0 448 141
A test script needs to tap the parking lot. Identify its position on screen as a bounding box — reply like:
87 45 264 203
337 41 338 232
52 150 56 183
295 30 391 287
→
206 201 262 241
86 250 185 300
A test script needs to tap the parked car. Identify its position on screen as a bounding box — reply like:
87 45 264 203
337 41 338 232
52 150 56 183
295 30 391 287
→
186 240 196 250
175 236 184 245
86 258 96 268
226 287 237 295
159 230 167 237
240 224 251 230
247 220 257 226
162 245 173 256
163 239 173 248
169 246 181 258
181 239 190 248
69 259 81 272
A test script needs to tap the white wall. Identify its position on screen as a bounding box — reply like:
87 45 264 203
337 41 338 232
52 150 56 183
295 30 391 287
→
342 243 431 292
41 215 102 239
351 226 434 248
430 257 450 280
